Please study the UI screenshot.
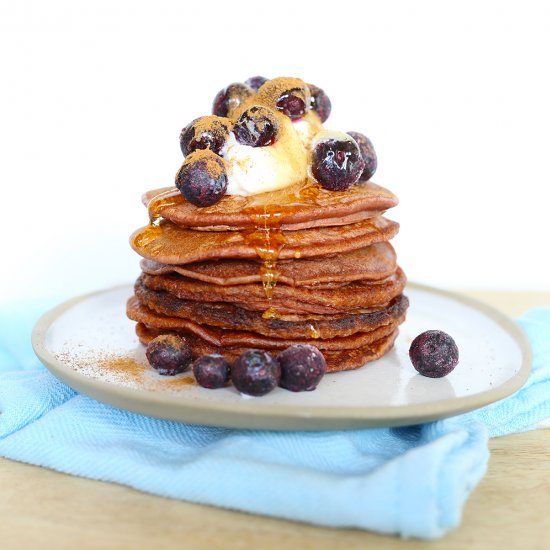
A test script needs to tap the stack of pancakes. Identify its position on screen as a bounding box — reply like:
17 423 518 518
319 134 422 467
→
128 179 408 372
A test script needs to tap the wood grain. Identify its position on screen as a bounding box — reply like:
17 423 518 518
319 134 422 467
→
1 290 549 549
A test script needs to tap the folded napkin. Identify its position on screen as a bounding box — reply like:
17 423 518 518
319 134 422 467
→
1 301 549 539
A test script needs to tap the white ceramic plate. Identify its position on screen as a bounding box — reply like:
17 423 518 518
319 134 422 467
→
32 284 531 430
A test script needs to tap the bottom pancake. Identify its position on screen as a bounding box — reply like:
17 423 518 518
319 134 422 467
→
135 323 399 373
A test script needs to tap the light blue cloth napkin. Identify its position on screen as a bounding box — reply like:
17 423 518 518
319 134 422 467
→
0 302 549 540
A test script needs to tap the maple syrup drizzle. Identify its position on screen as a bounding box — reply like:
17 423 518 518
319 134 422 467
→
147 187 183 226
240 180 326 319
132 188 183 249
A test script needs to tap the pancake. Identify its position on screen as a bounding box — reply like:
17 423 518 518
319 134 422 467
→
143 179 398 230
131 216 399 266
135 322 400 373
138 268 406 315
127 296 403 351
133 281 409 339
140 241 397 287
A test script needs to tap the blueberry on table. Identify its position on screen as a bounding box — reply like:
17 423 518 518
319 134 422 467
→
175 150 228 207
308 83 331 123
232 350 281 396
193 354 231 389
311 132 366 191
180 116 232 157
234 105 279 147
409 330 459 378
212 82 255 118
347 131 377 181
245 75 268 91
278 344 327 392
145 334 192 376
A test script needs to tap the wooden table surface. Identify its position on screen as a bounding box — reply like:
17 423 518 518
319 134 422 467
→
1 290 549 549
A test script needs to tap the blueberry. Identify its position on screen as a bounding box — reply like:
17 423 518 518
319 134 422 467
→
308 84 331 123
409 330 459 378
192 354 231 389
212 82 254 118
311 132 366 191
278 344 326 392
145 334 192 376
233 105 279 147
245 75 268 91
232 350 281 396
276 87 309 120
347 131 377 181
180 116 231 157
175 150 228 207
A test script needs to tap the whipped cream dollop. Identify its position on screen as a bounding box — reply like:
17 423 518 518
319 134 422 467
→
224 112 322 196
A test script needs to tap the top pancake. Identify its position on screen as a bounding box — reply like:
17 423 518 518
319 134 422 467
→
143 179 398 230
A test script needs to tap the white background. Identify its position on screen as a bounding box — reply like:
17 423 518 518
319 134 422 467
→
1 0 549 302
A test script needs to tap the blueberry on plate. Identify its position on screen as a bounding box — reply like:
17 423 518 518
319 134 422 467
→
180 116 232 157
245 75 268 91
212 82 255 118
192 354 231 389
232 349 281 396
175 150 228 207
311 131 365 191
409 330 459 378
347 131 377 181
308 83 331 123
145 334 193 376
233 105 279 147
278 344 326 392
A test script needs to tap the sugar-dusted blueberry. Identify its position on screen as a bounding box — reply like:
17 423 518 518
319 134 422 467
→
192 354 231 389
175 150 228 207
276 88 309 120
180 116 232 157
212 82 254 118
311 131 366 191
145 334 192 376
347 131 377 181
232 349 281 396
278 344 326 392
233 105 279 147
308 84 331 123
245 75 268 91
409 330 459 378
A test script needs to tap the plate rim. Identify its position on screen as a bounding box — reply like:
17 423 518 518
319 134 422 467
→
31 283 533 430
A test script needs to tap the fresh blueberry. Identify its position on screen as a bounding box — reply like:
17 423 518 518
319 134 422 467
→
233 105 279 147
409 330 459 378
180 116 231 157
175 150 228 207
311 132 366 191
347 131 377 181
245 75 268 91
232 350 281 396
212 82 254 118
278 344 326 392
276 88 309 120
192 354 231 389
145 334 192 376
308 84 331 123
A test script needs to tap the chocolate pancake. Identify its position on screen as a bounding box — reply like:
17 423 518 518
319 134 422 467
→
135 323 399 373
143 180 398 230
131 217 399 266
140 241 397 287
138 268 406 315
133 281 409 339
127 297 402 351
